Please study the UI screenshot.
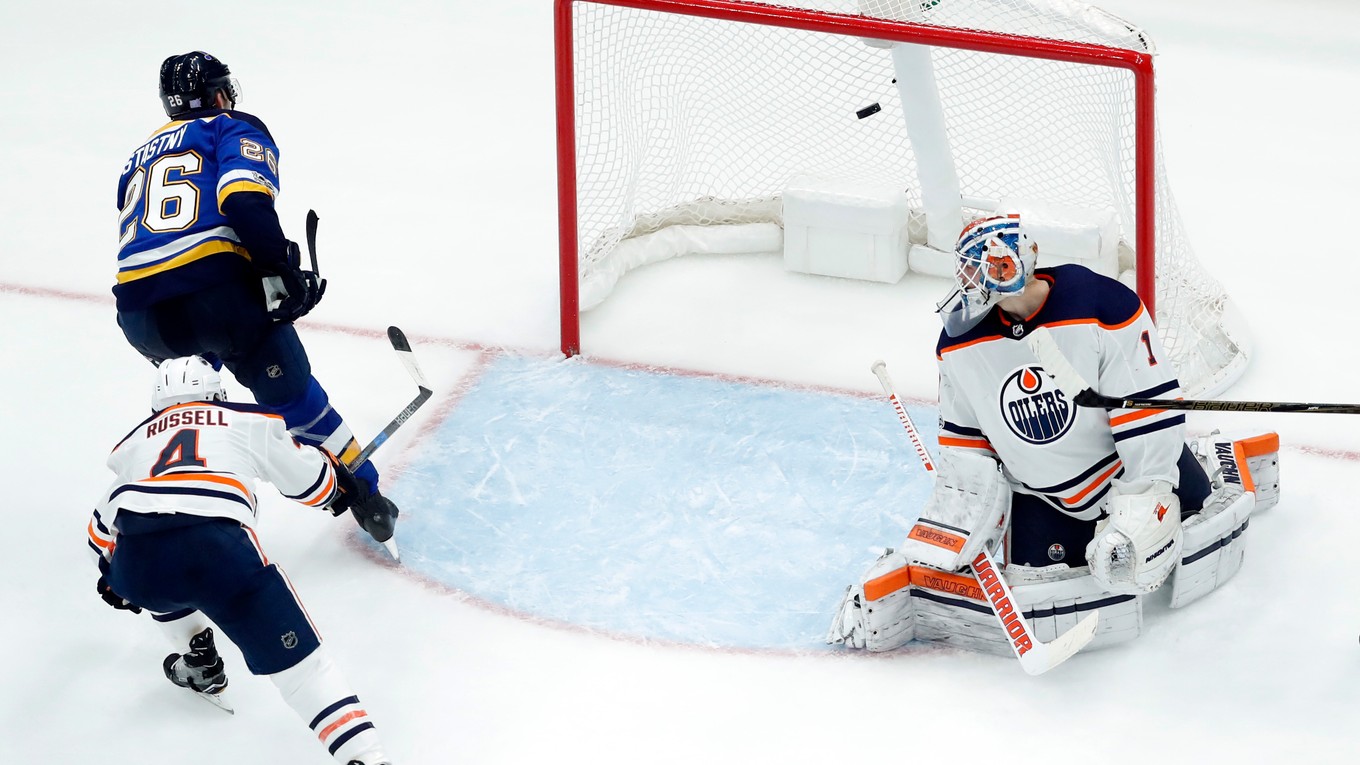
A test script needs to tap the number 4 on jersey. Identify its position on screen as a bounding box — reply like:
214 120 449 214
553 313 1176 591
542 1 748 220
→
152 429 205 475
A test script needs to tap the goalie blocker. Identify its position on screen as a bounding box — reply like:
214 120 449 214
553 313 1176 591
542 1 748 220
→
827 430 1280 655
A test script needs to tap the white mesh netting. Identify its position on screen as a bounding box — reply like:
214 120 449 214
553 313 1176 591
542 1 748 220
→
565 0 1249 396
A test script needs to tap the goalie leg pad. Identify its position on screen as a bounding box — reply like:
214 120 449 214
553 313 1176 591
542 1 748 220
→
903 448 1011 572
826 549 916 652
1189 430 1280 513
908 563 1140 657
1006 564 1142 650
1169 484 1254 608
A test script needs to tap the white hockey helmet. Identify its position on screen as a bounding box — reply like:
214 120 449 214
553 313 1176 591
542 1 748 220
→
936 213 1039 336
152 356 227 411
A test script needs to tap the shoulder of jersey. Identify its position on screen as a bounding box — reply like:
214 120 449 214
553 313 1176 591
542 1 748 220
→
935 265 1142 356
221 109 275 140
1037 264 1141 327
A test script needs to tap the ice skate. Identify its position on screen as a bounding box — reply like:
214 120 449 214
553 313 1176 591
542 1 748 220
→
163 627 234 714
352 490 401 559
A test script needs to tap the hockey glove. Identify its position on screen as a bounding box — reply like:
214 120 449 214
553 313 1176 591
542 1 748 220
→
96 575 142 614
1086 479 1183 595
322 448 367 516
267 241 327 322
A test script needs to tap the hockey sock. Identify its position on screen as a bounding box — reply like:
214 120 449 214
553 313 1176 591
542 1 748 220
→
268 645 388 764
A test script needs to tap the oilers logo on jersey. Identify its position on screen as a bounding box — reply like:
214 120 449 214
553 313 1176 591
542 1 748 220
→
999 365 1074 445
936 265 1187 515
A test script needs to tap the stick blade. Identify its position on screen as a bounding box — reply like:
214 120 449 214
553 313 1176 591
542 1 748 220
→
304 210 320 273
387 325 411 352
1017 611 1100 676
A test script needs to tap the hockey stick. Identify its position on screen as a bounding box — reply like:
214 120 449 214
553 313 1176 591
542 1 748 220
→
871 359 1098 675
343 326 433 560
305 209 320 274
1027 326 1360 414
349 326 433 470
871 361 935 472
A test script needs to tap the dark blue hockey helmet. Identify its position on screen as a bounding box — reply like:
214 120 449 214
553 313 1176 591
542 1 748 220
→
159 51 239 118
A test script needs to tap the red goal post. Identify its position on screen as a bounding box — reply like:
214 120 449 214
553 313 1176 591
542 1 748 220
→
555 0 1249 396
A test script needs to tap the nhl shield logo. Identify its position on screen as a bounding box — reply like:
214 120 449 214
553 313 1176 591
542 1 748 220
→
999 365 1075 445
281 631 298 649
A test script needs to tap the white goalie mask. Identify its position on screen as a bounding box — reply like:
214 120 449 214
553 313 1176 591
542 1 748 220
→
936 213 1038 337
152 356 227 411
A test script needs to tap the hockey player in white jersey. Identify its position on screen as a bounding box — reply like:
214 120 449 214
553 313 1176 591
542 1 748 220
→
87 357 394 765
829 214 1280 657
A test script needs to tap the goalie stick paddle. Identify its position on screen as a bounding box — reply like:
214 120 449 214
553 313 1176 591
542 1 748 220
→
344 326 434 560
1025 326 1360 414
871 359 1098 675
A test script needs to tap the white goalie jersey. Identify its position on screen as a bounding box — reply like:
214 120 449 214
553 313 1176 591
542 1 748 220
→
92 401 341 536
935 265 1186 520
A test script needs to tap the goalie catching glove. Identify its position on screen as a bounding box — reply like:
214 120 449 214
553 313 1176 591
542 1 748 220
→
1087 478 1182 595
902 448 1011 572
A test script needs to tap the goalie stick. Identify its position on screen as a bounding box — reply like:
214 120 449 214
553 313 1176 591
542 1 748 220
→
344 326 434 560
871 359 1098 675
1027 326 1360 414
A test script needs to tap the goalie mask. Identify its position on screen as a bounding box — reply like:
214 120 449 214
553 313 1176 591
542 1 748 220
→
152 356 227 411
936 213 1038 337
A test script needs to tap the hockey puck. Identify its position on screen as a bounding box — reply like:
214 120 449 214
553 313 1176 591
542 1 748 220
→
856 102 882 119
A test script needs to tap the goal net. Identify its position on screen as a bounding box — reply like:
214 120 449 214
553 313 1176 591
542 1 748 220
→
556 0 1250 397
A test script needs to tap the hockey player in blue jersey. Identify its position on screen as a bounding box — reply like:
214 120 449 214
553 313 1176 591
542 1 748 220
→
829 213 1281 656
113 51 398 548
89 356 393 765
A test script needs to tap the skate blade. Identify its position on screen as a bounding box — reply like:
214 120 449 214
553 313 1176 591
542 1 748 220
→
381 535 400 561
189 688 235 715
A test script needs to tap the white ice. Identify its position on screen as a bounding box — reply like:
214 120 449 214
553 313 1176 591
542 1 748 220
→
3 0 1360 763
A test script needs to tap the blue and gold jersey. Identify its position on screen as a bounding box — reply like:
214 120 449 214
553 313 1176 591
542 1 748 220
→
114 109 281 310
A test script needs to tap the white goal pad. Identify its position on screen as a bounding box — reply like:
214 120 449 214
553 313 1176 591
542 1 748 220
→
828 554 1141 657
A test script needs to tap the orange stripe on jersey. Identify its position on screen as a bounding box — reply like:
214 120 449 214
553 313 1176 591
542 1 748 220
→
863 565 911 602
87 520 114 551
939 436 994 451
318 710 369 743
1042 305 1145 332
299 471 337 507
1108 408 1166 427
143 472 254 500
938 334 1005 358
1063 460 1123 505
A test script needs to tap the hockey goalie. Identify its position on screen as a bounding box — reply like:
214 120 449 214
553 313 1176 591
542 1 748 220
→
826 214 1282 658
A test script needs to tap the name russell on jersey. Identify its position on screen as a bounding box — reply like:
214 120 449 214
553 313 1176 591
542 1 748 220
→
147 407 229 437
